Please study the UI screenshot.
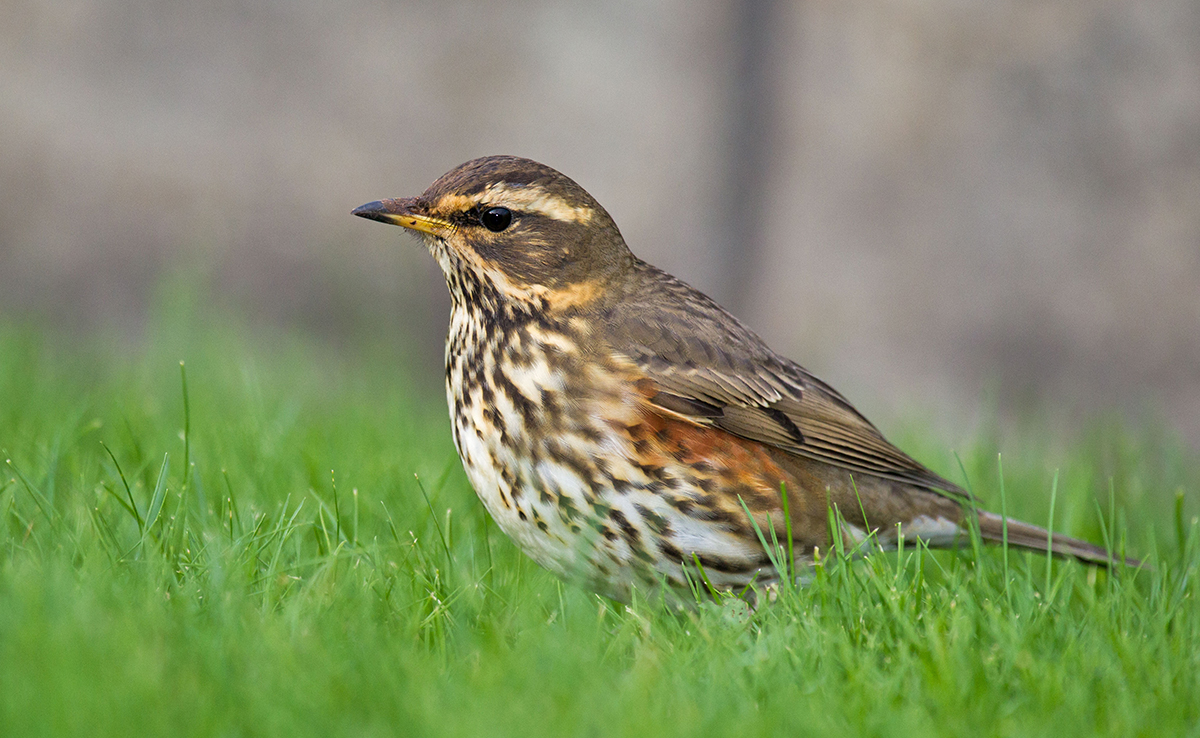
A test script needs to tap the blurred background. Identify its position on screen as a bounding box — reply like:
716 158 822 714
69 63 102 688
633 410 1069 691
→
2 0 1198 447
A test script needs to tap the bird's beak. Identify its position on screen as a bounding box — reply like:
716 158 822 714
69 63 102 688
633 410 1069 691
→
352 198 454 237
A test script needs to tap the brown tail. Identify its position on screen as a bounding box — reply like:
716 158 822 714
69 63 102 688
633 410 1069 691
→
973 511 1142 568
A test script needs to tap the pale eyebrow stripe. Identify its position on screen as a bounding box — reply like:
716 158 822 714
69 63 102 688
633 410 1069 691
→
481 183 595 224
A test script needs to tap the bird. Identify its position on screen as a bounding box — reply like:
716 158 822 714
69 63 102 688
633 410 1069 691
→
353 155 1138 603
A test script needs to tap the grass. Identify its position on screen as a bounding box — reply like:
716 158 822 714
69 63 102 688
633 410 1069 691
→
1 312 1197 738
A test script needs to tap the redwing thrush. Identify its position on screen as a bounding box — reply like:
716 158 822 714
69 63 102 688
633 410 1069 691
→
354 155 1136 602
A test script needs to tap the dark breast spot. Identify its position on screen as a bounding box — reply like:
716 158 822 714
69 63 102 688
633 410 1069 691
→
609 509 640 543
658 539 684 563
635 503 670 536
693 552 762 575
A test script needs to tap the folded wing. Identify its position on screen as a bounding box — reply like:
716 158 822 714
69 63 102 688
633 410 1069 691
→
605 264 970 501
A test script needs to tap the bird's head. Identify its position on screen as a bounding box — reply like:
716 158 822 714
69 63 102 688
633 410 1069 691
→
353 156 634 310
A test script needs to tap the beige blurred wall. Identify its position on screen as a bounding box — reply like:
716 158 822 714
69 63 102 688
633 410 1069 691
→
1 0 1198 446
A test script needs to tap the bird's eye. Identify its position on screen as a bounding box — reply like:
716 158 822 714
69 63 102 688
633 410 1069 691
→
480 207 512 232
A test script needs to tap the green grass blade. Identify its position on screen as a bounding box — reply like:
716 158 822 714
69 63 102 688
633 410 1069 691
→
1045 470 1058 601
142 453 170 541
100 441 143 530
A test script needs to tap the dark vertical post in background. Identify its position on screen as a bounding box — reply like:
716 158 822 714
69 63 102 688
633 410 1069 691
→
716 0 783 315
